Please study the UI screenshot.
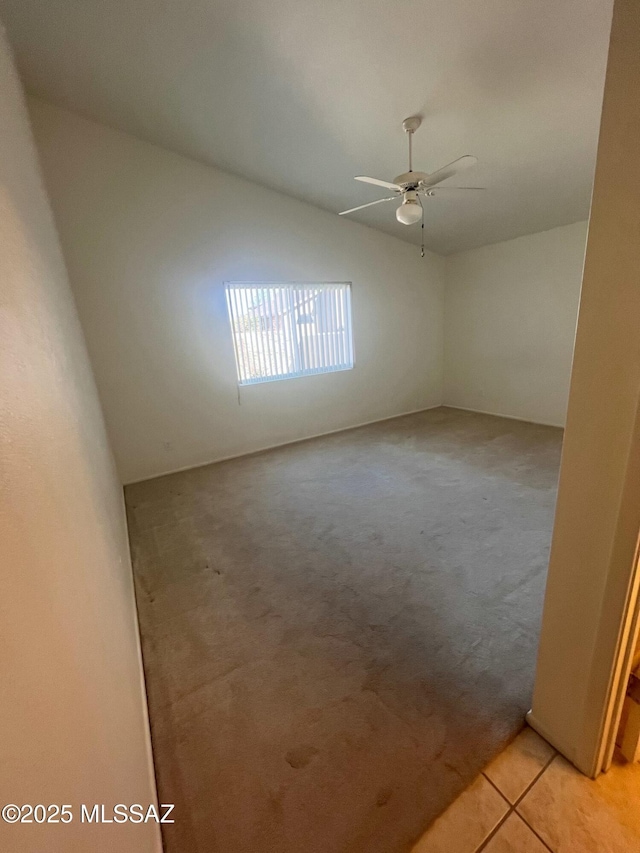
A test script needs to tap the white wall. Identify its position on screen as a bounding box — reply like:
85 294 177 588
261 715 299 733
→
28 99 445 484
0 30 160 853
444 221 588 426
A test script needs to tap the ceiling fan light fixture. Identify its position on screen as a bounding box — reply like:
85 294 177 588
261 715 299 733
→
396 193 422 225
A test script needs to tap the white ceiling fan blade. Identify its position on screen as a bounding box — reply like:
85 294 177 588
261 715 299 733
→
355 176 403 191
421 155 478 188
339 196 397 216
421 186 485 193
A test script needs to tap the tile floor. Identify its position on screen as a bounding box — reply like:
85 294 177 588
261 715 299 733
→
412 726 640 852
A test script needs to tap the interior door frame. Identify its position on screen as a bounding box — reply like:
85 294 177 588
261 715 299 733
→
598 520 640 772
527 0 640 779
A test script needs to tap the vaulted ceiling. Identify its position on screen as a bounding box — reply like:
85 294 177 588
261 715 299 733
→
1 0 613 253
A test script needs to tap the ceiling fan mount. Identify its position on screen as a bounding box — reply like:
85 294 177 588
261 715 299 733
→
402 115 422 134
339 116 483 226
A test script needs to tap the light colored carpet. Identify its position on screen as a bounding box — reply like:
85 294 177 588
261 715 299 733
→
125 407 562 853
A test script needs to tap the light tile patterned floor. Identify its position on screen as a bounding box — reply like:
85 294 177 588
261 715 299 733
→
412 726 640 852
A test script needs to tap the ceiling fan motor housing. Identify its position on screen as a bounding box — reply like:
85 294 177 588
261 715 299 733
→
393 170 429 188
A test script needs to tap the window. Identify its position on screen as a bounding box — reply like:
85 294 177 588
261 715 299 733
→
225 283 354 385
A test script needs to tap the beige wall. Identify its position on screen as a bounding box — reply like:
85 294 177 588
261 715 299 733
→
0 29 160 852
29 99 445 484
529 0 640 776
444 221 588 427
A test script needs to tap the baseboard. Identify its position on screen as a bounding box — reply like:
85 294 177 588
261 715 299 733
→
125 403 443 485
442 403 564 430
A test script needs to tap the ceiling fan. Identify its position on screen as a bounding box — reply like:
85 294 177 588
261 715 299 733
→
339 116 483 226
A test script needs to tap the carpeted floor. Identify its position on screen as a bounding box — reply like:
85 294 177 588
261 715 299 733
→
125 407 562 853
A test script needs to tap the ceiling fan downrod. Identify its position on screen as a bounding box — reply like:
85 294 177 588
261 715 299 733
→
403 115 421 174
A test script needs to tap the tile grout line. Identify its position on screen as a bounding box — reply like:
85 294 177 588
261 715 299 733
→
473 751 558 853
516 813 557 853
513 751 557 809
472 784 512 853
513 753 559 853
481 771 511 804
